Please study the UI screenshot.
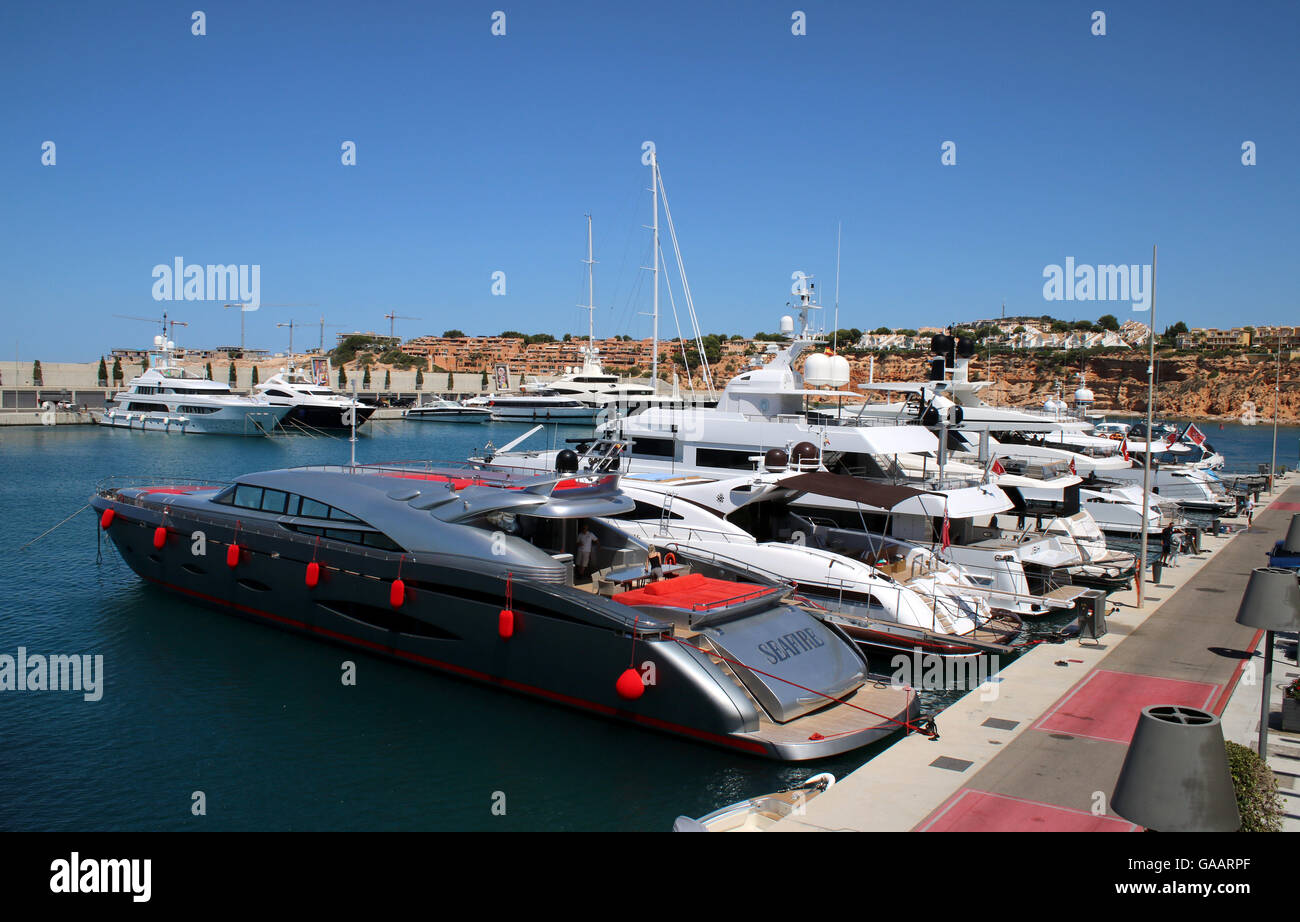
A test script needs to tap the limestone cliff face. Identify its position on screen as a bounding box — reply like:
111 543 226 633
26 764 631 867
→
694 350 1300 422
841 352 1300 423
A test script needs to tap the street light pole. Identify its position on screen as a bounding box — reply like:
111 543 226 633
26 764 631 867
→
1137 245 1157 608
1269 329 1281 492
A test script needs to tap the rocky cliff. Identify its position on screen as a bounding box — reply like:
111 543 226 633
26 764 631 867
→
842 351 1300 423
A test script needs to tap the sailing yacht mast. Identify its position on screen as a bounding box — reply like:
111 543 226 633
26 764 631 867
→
651 150 660 386
583 213 595 363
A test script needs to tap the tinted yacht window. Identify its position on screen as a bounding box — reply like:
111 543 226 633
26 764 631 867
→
233 485 264 509
260 489 289 514
299 498 331 519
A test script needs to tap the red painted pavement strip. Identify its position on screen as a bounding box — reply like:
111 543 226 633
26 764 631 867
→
1268 501 1300 511
917 789 1139 832
1032 669 1220 744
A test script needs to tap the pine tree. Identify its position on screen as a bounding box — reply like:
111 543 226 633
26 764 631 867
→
384 369 391 390
112 357 123 384
97 357 108 386
205 362 213 380
228 364 237 387
415 368 423 389
362 365 371 388
32 360 42 386
338 365 347 388
446 372 453 393
481 369 489 389
251 366 259 386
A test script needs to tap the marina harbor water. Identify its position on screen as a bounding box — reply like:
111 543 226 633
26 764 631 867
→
1 417 1295 830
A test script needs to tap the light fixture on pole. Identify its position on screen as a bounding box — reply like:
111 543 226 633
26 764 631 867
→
1269 329 1281 492
1136 245 1157 607
1111 705 1241 831
1234 566 1300 759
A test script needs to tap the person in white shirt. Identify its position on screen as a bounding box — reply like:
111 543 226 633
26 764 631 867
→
576 522 599 579
1245 496 1255 527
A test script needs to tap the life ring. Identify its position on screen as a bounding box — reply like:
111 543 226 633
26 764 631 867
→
663 551 677 566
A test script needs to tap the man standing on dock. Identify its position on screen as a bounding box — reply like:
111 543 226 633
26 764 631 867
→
1245 495 1256 527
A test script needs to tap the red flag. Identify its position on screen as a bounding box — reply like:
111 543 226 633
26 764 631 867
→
1069 457 1077 475
1165 428 1178 447
991 457 1005 475
941 511 951 551
1120 437 1129 462
1186 423 1206 446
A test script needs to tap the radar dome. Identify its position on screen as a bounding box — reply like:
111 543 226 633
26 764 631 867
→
763 448 789 471
790 441 819 470
779 315 795 335
555 449 579 474
827 354 851 387
803 351 833 386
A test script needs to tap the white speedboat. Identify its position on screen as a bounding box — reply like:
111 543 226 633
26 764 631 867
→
404 399 492 422
100 334 289 436
255 369 375 430
673 773 836 832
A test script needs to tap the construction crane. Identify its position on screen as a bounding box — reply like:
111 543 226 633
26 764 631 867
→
223 302 318 352
317 316 348 353
383 312 420 341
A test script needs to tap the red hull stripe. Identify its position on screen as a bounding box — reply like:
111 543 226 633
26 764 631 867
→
143 575 767 755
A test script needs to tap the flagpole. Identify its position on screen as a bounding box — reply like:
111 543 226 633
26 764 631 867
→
1136 244 1156 607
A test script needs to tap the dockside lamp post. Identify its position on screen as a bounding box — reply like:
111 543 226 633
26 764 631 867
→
1234 566 1300 759
1111 705 1240 832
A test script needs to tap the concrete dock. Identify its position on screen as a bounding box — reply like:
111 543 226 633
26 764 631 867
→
773 472 1300 832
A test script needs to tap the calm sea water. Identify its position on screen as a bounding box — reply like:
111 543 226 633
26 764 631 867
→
1 418 1295 831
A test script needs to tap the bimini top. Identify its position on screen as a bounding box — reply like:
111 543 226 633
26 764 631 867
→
777 471 938 509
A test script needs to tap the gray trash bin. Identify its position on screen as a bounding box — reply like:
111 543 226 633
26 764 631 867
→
1077 588 1109 642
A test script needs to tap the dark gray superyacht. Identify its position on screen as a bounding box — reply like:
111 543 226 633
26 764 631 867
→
91 461 921 760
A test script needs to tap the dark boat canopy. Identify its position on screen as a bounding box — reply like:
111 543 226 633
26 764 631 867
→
778 472 937 509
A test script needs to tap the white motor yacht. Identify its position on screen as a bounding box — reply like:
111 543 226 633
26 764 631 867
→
100 333 289 436
255 368 375 430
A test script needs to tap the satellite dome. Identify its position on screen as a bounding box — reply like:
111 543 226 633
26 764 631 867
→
555 449 579 474
779 315 794 335
790 441 819 470
827 354 851 387
763 448 789 471
930 333 953 356
803 352 833 386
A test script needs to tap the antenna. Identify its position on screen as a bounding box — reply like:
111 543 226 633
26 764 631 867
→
581 213 596 358
833 222 842 351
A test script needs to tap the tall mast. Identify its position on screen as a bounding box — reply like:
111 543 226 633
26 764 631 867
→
651 150 660 386
584 213 595 356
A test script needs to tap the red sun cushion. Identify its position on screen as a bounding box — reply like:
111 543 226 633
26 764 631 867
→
613 574 774 611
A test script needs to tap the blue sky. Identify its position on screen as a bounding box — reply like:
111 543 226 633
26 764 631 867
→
2 1 1296 361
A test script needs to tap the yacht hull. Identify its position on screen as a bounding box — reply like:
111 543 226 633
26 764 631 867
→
277 404 376 430
98 407 288 436
92 494 914 760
